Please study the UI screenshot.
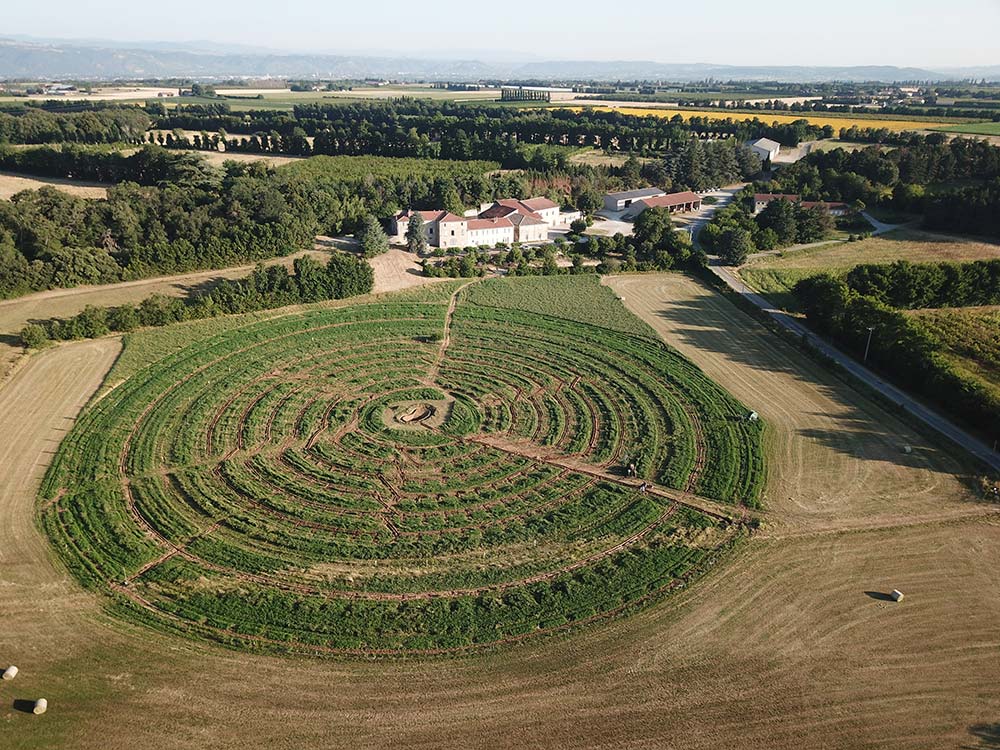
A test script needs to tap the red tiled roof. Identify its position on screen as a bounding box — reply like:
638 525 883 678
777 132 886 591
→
478 203 518 219
467 217 513 231
520 197 558 211
754 193 800 203
396 209 465 223
637 191 702 209
479 198 551 221
801 201 849 210
509 213 546 226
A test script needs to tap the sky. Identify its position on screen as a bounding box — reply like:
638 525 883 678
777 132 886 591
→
4 0 1000 67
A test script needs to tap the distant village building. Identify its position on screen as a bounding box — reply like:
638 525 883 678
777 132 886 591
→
390 197 574 249
749 137 781 162
623 190 703 219
753 193 850 217
603 187 668 213
501 87 551 103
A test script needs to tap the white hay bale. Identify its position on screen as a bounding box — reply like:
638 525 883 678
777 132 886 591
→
33 698 48 715
890 589 904 602
903 445 912 454
2 665 17 680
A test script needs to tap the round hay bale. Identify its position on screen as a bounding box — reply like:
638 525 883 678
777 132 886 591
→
33 698 48 715
2 665 17 680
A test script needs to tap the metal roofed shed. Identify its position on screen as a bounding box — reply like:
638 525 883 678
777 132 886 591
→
750 137 782 161
603 187 667 212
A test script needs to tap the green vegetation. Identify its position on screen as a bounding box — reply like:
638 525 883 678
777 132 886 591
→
910 307 1000 400
40 277 764 655
462 275 654 337
19 253 374 347
277 154 499 183
793 274 1000 443
933 122 1000 136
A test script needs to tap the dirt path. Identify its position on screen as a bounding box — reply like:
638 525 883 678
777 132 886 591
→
469 433 743 522
426 278 478 385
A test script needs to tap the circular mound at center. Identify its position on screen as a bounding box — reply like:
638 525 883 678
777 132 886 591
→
39 300 763 655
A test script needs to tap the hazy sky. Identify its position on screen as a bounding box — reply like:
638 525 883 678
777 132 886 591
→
5 0 1000 67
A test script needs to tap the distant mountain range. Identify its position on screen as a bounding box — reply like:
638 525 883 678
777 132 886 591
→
0 37 996 83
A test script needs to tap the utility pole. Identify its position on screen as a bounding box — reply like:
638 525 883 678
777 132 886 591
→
863 326 875 363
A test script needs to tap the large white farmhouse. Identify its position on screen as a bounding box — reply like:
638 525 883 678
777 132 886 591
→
390 196 568 249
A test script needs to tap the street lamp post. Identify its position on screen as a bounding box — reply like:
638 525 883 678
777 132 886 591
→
863 326 875 363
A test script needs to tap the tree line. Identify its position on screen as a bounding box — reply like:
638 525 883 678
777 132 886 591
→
793 273 1000 441
19 253 373 347
0 107 150 145
151 99 828 163
0 157 317 298
701 192 835 264
845 258 1000 309
0 143 213 185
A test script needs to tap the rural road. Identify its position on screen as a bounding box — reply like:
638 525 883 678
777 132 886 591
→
708 260 1000 472
680 188 999 471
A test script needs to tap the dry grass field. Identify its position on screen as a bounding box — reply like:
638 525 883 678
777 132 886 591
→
0 171 108 200
1 271 998 749
196 150 306 167
0 247 435 384
741 229 1000 309
0 250 322 383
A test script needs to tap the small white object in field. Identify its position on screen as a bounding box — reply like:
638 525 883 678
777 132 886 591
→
890 589 904 602
903 445 912 454
33 698 48 715
2 665 17 680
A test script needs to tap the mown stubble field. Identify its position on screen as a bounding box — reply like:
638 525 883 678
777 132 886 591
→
1 272 998 749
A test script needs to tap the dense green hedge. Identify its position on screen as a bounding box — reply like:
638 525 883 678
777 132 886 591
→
20 253 373 347
845 258 1000 309
794 273 1000 442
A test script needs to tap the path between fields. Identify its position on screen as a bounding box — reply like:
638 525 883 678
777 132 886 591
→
469 434 744 522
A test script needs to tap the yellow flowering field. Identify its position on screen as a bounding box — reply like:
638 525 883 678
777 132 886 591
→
565 105 951 132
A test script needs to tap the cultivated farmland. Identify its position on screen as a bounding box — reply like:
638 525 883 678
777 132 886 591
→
566 105 956 132
740 228 1000 309
3 273 997 750
38 277 764 654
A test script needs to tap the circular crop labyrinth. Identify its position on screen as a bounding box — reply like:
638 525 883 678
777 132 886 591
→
40 288 764 655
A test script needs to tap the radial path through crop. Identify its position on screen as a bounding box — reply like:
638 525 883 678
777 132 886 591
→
38 291 765 655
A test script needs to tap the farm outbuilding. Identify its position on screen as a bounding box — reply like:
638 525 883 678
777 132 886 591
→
622 191 703 219
602 187 667 213
749 137 781 162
